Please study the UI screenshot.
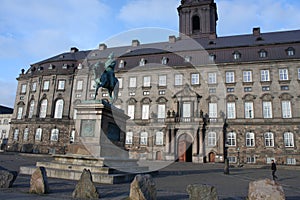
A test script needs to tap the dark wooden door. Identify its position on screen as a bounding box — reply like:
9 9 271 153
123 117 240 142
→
209 152 216 162
178 140 186 162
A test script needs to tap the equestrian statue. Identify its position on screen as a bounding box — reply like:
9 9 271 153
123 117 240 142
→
92 52 119 104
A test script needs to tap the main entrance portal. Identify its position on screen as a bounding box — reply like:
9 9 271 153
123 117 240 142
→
177 134 193 162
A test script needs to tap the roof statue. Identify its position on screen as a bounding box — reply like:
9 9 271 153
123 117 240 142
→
92 52 119 104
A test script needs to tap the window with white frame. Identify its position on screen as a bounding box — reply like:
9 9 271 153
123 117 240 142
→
43 80 50 90
143 76 151 87
129 77 137 88
23 128 29 141
245 102 254 119
54 99 64 119
119 60 125 68
227 132 236 146
125 132 133 144
31 82 37 92
209 103 217 118
264 132 274 147
225 71 235 83
155 132 164 145
191 73 200 85
233 51 241 60
90 80 96 90
259 50 267 58
263 101 272 118
182 102 191 118
208 132 216 146
21 84 27 94
247 156 256 163
39 99 48 118
298 68 300 80
139 58 146 66
50 128 59 141
228 156 236 163
117 78 123 89
13 129 19 141
157 104 166 119
142 104 150 120
159 75 167 86
17 107 23 119
161 57 168 65
175 74 183 86
227 102 236 119
284 132 294 147
246 132 255 147
243 71 252 82
140 132 148 145
260 70 270 82
35 128 42 141
287 158 296 165
279 69 289 81
286 47 295 56
58 80 65 90
208 72 217 84
76 80 83 90
282 100 292 118
127 105 135 119
28 100 35 118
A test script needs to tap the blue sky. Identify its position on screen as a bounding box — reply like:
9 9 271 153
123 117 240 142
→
1 0 300 108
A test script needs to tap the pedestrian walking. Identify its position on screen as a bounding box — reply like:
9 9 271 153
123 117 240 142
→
271 159 278 180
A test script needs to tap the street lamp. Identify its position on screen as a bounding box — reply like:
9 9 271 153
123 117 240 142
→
223 117 229 174
237 147 240 167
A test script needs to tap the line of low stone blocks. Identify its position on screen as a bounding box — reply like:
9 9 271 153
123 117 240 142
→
0 168 286 200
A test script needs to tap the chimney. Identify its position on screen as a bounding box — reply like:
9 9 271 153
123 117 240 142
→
99 43 107 51
132 40 140 47
70 47 79 53
169 35 176 43
253 27 261 36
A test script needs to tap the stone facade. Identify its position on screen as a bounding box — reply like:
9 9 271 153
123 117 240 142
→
7 0 300 165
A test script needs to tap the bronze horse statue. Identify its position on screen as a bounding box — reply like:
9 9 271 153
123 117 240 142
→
92 53 119 104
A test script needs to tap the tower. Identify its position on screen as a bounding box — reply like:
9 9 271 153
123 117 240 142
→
178 0 218 38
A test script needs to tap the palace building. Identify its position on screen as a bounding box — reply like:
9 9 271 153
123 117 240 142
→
8 0 300 165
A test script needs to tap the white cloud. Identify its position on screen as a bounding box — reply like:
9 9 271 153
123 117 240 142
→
118 0 179 29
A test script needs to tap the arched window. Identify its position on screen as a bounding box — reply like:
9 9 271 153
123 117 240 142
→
13 129 19 141
284 132 294 147
192 15 200 31
227 132 236 146
50 128 59 141
246 132 255 147
28 100 35 118
54 99 64 119
208 132 216 146
23 128 29 141
155 132 164 145
35 128 42 141
125 132 133 145
264 132 274 147
39 99 48 118
140 132 148 145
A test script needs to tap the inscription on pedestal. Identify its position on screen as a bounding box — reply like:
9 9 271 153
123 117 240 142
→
81 120 96 137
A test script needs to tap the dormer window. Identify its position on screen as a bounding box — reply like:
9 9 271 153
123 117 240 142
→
62 64 68 69
259 50 268 58
77 63 83 69
49 64 55 69
286 47 295 56
139 58 146 66
38 66 43 71
119 60 126 68
233 51 241 60
184 56 192 63
209 54 216 62
161 57 168 65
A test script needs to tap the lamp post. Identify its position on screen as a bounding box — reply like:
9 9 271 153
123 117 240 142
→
237 147 240 167
223 117 229 174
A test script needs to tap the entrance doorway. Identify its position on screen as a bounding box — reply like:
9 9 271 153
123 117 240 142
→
177 134 193 162
209 152 216 163
156 151 163 160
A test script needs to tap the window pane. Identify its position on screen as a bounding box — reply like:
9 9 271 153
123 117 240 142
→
143 76 151 87
284 132 294 147
227 132 236 146
227 102 236 119
208 132 216 146
17 107 23 119
155 132 164 145
35 128 42 141
39 99 48 118
43 81 50 90
246 132 255 147
157 104 166 119
208 72 217 84
28 101 35 118
129 77 137 88
279 69 288 81
127 105 135 119
263 101 272 118
77 80 83 90
54 99 64 119
58 80 65 90
183 102 191 118
191 73 199 85
142 104 150 120
282 101 292 118
209 103 217 118
245 102 254 118
226 72 235 83
260 70 270 81
243 71 252 82
125 132 133 144
159 75 167 86
50 129 59 141
175 74 183 86
140 132 148 145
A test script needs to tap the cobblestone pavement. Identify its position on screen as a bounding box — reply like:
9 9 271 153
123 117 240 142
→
0 152 300 200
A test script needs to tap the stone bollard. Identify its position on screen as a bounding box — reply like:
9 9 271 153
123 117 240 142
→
129 174 156 200
186 184 218 200
248 178 285 200
29 167 49 194
0 170 18 188
72 169 99 199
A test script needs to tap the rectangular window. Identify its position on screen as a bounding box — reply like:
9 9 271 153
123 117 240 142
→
227 88 234 92
127 105 135 119
209 88 216 93
17 107 23 119
13 129 19 141
90 80 96 90
245 102 254 119
155 132 164 145
260 70 270 82
159 75 167 86
243 71 252 82
247 156 256 164
298 68 300 80
175 74 183 86
263 101 273 118
125 132 133 145
129 92 136 96
31 82 37 92
282 101 292 118
244 87 252 92
228 156 236 163
287 158 296 165
43 80 50 90
262 86 270 91
157 104 166 119
191 73 200 85
143 76 151 87
129 77 137 88
76 80 83 90
140 132 148 145
225 71 235 83
21 84 27 94
227 102 236 119
209 103 217 118
142 104 150 120
117 78 123 89
208 72 217 84
143 91 150 96
159 90 165 95
50 129 59 141
57 80 65 90
182 102 191 118
23 128 29 141
279 69 289 81
281 86 289 91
